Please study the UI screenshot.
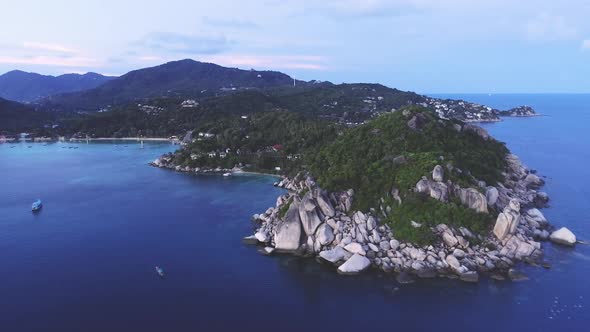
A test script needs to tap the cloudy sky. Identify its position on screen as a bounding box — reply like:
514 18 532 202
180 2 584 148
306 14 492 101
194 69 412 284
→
1 0 589 93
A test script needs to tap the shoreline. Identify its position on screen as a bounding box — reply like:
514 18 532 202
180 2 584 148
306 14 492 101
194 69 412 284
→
69 137 173 142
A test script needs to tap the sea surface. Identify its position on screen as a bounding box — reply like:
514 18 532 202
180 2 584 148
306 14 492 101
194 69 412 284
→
1 94 589 331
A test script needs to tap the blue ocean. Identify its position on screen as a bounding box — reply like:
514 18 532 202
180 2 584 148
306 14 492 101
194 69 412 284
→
0 94 588 331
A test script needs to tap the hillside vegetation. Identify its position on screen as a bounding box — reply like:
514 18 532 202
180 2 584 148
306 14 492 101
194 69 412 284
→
307 107 509 243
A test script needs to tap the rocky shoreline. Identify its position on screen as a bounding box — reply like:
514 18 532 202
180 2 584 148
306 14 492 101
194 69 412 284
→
244 152 577 283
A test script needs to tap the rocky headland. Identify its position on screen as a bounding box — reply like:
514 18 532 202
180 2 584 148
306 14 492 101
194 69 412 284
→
242 111 576 282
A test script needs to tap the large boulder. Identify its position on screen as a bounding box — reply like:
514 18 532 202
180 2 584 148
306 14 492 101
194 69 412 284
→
416 177 449 202
432 165 444 182
274 201 302 251
344 242 366 256
316 223 335 246
337 254 371 274
524 173 544 189
486 187 499 206
299 194 323 236
319 247 351 264
550 227 577 246
457 188 488 213
493 200 521 241
315 190 335 217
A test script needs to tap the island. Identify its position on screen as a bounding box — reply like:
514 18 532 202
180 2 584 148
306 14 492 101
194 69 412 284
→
153 106 576 282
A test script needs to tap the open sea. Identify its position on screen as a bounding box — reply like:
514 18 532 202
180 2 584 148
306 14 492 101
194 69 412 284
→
1 94 589 331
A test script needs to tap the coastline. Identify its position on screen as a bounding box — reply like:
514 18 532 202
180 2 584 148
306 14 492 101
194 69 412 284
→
69 137 173 142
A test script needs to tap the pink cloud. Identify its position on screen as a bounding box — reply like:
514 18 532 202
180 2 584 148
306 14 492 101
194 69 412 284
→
200 55 328 70
22 41 78 53
0 55 101 67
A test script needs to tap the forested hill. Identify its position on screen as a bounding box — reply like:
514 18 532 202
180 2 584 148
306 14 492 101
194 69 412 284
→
41 59 304 112
0 98 57 133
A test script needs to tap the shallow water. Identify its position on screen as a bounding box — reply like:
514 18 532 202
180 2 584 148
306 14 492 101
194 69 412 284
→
1 95 589 331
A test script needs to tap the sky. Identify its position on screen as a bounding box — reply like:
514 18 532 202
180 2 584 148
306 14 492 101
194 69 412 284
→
1 0 589 93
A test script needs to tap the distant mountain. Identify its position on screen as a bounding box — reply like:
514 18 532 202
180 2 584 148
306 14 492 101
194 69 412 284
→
42 59 303 111
0 97 57 133
0 70 115 103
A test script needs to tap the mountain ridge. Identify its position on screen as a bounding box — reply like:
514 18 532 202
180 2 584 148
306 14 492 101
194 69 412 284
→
0 70 115 103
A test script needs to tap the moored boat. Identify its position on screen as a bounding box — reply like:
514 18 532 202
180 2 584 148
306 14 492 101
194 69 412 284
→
32 199 42 212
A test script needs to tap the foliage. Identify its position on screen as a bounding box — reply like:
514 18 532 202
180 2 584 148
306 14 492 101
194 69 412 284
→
172 111 341 174
383 193 492 244
308 107 508 213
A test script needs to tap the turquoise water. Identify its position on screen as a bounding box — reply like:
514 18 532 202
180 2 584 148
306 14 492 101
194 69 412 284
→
1 95 589 331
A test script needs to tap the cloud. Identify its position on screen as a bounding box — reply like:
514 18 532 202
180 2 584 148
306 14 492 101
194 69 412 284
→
525 12 578 40
22 41 78 53
582 39 590 49
0 55 101 67
199 54 328 70
292 0 424 19
134 32 234 54
202 16 259 29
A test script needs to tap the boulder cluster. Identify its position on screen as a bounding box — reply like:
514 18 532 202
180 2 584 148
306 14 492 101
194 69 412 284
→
246 154 578 282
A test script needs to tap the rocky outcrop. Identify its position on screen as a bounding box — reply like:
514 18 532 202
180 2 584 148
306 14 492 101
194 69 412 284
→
432 165 444 182
274 200 302 251
493 199 521 241
245 145 567 282
456 187 488 213
550 227 577 246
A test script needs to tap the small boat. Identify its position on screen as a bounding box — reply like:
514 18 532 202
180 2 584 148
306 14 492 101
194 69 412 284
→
222 172 232 177
32 199 43 212
155 266 165 277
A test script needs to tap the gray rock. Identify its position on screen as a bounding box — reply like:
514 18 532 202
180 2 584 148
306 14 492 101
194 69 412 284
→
550 227 577 246
389 239 400 251
432 165 444 182
379 241 391 251
319 247 352 264
524 173 543 189
442 232 458 247
316 223 335 246
453 248 466 259
274 201 302 251
368 243 379 252
493 201 521 241
457 187 488 213
410 220 422 228
337 254 371 274
315 190 336 217
298 197 322 236
445 255 461 271
367 216 377 231
255 231 269 243
344 242 366 256
486 187 499 206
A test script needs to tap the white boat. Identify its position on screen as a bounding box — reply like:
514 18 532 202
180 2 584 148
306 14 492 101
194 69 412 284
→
222 172 232 177
32 199 42 212
155 266 165 277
